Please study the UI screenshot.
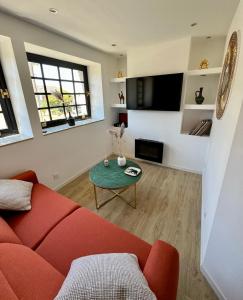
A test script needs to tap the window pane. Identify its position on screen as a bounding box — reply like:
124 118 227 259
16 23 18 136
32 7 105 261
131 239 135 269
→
73 70 84 81
0 113 7 129
60 67 72 80
45 80 60 93
74 82 84 93
32 79 45 93
63 94 75 106
76 94 86 105
61 81 74 93
35 95 47 108
68 106 78 117
43 64 59 79
77 105 87 116
50 108 65 120
38 109 50 122
29 62 42 77
48 94 63 107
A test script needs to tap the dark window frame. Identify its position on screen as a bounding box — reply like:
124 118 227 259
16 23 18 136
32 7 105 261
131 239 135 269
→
0 62 18 137
27 53 91 129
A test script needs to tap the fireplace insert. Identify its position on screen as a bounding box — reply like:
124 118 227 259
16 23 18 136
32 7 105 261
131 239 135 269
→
135 139 163 163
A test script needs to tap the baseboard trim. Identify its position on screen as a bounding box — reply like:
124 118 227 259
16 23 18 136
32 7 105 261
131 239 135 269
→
162 162 202 175
115 152 202 175
201 264 227 300
53 155 110 191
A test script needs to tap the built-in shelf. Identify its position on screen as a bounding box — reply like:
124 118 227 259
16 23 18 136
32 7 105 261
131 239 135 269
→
110 77 127 83
181 131 210 138
187 67 222 76
181 35 226 137
184 104 216 110
111 103 126 108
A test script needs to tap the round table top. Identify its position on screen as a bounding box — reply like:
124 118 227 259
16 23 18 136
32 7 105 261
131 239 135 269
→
89 159 142 189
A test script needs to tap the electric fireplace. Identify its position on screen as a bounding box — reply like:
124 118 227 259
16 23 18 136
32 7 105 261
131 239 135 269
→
135 139 163 163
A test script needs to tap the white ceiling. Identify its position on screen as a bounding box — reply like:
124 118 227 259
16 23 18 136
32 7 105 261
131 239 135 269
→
0 0 239 54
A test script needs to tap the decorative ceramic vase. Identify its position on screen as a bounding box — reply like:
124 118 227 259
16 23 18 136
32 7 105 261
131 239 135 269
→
67 112 75 126
195 87 205 104
104 159 109 167
117 156 126 167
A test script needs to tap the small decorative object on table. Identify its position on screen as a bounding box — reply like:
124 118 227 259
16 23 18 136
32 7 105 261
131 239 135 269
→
124 167 141 177
195 87 205 104
52 90 75 126
199 59 209 69
108 122 126 167
118 91 125 104
117 156 126 167
103 159 109 167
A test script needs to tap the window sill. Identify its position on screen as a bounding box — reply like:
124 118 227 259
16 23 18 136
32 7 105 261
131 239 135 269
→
0 133 33 147
42 117 105 136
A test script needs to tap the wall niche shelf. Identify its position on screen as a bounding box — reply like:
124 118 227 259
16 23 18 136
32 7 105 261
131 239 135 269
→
184 104 216 110
110 77 126 83
181 131 210 138
187 67 222 76
111 103 126 108
180 36 225 137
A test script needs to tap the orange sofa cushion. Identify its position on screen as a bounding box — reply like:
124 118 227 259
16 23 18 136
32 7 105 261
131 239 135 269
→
0 217 22 244
36 208 151 275
0 243 64 300
0 271 18 300
3 183 79 249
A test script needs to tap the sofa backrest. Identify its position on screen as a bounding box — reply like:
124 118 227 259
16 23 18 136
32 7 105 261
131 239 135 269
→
12 170 39 184
0 217 22 244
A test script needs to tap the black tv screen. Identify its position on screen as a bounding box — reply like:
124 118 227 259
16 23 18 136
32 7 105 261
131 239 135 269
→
126 73 183 111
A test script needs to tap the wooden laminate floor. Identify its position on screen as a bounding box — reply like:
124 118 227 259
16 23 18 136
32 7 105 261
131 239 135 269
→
59 160 218 300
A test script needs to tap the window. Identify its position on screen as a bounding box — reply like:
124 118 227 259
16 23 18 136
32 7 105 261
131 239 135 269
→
0 62 18 137
27 53 91 129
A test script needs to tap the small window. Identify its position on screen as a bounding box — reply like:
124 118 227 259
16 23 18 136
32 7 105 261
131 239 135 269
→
0 62 18 137
27 53 91 129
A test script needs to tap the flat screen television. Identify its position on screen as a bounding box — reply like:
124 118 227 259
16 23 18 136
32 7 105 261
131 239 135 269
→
126 73 183 111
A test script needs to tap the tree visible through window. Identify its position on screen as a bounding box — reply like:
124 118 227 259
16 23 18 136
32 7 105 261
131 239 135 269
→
27 53 91 128
0 62 18 137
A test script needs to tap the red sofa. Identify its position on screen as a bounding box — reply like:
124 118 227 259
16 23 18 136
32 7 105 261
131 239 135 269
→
0 170 179 300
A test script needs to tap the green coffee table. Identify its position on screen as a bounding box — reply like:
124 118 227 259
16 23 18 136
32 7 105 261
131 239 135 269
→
89 159 142 209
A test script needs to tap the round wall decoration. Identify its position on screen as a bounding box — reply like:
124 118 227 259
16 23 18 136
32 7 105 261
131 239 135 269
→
216 31 238 120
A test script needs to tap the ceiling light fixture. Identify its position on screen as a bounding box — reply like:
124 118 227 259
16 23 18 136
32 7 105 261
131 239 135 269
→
190 22 197 27
49 8 58 14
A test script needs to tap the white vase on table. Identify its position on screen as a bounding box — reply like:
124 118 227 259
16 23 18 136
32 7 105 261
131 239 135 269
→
117 156 126 167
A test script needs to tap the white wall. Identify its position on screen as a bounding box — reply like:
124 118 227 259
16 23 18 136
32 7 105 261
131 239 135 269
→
201 1 243 299
203 102 243 300
125 37 210 173
0 12 117 188
201 0 243 259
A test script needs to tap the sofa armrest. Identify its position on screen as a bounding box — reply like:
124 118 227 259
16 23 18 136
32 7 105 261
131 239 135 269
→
12 170 39 184
143 240 179 300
